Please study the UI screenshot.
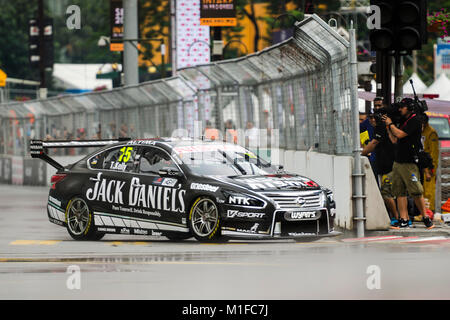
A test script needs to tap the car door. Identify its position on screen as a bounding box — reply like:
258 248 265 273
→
84 145 140 219
133 145 188 230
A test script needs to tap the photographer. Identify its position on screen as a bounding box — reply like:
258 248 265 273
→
382 98 434 229
362 98 399 225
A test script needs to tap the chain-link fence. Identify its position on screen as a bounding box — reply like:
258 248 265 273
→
0 14 353 158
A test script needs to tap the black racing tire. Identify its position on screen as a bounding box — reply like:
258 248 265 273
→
188 197 223 242
65 197 103 241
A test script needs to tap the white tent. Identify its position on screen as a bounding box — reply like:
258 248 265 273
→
425 73 450 98
403 72 427 94
52 64 116 91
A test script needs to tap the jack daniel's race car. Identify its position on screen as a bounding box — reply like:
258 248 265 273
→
30 138 340 242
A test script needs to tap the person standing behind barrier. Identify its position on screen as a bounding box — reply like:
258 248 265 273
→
204 120 220 141
245 121 259 151
383 98 434 230
224 119 237 144
360 107 376 177
421 114 439 212
362 98 399 225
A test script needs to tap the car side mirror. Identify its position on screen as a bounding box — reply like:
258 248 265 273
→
158 167 183 178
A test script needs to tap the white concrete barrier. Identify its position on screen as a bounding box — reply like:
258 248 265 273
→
305 151 334 189
293 151 307 175
362 157 390 230
280 150 388 231
334 156 353 230
283 150 296 172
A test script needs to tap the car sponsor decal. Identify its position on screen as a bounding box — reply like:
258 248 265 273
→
47 204 65 222
190 183 219 192
153 177 178 187
109 161 127 171
222 225 270 235
85 173 186 213
127 140 157 146
284 211 321 221
288 232 316 236
48 196 62 208
111 204 161 217
228 195 250 205
238 176 319 190
93 212 189 232
173 143 248 154
133 228 148 235
226 210 265 219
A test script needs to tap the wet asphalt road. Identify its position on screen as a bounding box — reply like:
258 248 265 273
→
0 185 449 299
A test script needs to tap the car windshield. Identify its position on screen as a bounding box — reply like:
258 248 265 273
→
173 144 278 176
429 117 450 139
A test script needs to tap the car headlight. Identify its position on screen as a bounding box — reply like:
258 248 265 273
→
327 191 334 203
222 190 266 208
322 188 334 204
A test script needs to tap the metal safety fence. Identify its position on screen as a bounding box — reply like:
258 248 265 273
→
0 15 353 158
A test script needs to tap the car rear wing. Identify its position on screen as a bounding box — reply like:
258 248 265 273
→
30 138 131 171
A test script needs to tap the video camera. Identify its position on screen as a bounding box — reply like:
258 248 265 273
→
373 79 428 125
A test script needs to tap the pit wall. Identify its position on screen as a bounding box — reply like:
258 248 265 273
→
0 151 390 231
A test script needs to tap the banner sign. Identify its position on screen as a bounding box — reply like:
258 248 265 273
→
176 0 210 69
435 37 450 79
110 0 124 51
200 0 237 26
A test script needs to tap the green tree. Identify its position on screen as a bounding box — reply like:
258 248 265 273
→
139 0 170 71
0 0 39 80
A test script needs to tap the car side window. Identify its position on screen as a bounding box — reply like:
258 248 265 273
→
139 147 176 174
100 146 138 172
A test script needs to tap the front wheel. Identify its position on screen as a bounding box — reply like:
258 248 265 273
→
188 197 223 242
66 197 104 241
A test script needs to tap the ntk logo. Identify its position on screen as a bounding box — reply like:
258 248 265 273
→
229 195 250 205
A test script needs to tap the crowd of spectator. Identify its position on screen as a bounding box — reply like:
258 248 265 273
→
360 97 439 230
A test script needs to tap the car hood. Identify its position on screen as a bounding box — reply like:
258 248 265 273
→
214 174 322 192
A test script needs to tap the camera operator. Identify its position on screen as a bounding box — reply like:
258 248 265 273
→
382 98 434 229
362 97 399 225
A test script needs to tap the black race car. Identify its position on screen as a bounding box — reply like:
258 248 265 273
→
30 138 340 242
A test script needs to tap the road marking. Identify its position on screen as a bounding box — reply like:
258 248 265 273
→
401 236 450 244
0 258 279 266
200 243 248 245
342 236 404 242
108 241 150 246
9 240 61 246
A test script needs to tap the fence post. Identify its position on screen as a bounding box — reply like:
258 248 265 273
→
349 26 365 237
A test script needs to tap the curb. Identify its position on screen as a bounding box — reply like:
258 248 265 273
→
335 224 450 238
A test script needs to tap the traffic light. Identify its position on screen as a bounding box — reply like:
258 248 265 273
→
28 18 54 68
369 0 427 51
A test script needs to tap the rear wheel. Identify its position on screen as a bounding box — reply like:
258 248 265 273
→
188 197 223 242
66 197 104 241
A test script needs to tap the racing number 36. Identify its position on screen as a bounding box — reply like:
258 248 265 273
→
118 147 133 163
